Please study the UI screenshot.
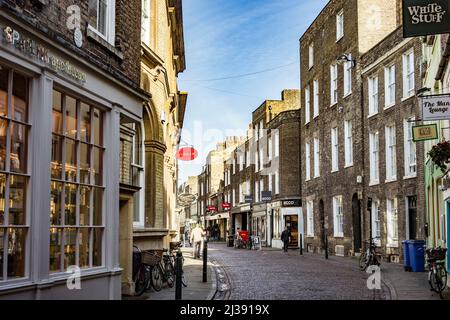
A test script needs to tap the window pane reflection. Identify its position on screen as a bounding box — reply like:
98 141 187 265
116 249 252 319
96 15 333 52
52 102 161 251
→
79 228 89 268
0 120 6 171
49 228 62 273
10 123 27 173
80 143 90 185
52 91 63 134
12 73 28 122
51 135 63 179
9 175 26 226
93 228 102 267
65 184 77 226
50 182 63 226
80 186 90 226
65 138 77 182
93 188 103 226
0 67 8 117
7 228 26 278
93 147 102 186
80 103 90 143
0 174 5 225
64 228 76 270
65 96 77 139
93 109 103 146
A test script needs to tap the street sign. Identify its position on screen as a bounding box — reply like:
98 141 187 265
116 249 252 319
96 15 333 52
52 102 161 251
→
221 202 231 210
261 191 272 202
412 124 438 142
422 94 450 121
403 0 450 37
244 195 253 203
176 147 198 161
207 205 217 213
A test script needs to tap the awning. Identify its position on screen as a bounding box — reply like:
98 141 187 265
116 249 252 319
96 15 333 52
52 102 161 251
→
205 212 230 221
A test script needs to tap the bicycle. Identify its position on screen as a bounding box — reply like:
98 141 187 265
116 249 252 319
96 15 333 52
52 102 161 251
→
426 247 447 299
132 245 158 296
148 248 175 291
359 237 382 271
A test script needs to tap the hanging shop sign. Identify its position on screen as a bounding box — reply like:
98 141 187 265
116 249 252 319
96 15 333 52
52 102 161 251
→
207 205 217 213
403 0 450 37
422 94 450 121
244 195 253 204
176 147 198 161
1 25 87 83
221 202 231 210
412 124 438 142
282 199 302 207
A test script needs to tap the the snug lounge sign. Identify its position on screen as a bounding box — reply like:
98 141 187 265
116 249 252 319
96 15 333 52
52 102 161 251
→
403 0 450 37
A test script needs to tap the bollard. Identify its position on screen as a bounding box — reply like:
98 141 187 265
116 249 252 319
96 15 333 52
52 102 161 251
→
202 241 208 283
325 233 329 260
300 234 303 255
175 250 182 300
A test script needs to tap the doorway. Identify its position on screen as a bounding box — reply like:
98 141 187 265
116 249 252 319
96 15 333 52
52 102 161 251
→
408 196 417 240
285 215 299 247
352 194 362 252
319 200 325 249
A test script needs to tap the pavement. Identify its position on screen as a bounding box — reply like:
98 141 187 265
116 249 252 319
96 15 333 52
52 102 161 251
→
123 246 216 301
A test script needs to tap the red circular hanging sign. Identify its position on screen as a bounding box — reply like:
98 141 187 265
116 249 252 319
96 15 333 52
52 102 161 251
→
176 147 198 161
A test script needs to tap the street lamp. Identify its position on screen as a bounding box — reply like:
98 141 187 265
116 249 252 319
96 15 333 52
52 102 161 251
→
337 54 356 67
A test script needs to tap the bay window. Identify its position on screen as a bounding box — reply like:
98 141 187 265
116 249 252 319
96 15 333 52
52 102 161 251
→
50 90 105 272
0 67 30 281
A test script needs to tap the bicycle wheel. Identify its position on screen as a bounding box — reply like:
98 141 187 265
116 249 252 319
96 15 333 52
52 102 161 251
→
359 252 369 271
165 261 175 288
435 265 448 299
134 267 148 296
181 271 187 287
151 265 163 292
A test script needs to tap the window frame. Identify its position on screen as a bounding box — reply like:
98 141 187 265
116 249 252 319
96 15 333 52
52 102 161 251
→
402 50 415 99
404 118 417 178
305 142 311 181
369 132 379 185
385 125 397 181
330 64 338 106
331 127 339 172
307 200 314 237
309 43 314 69
385 65 396 108
88 0 116 45
336 9 344 41
333 196 344 237
368 76 379 116
343 54 352 96
305 86 311 124
313 137 320 178
344 120 353 167
313 80 319 118
386 198 398 247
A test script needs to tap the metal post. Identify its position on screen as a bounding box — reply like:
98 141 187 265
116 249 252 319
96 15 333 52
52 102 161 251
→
325 232 329 260
202 240 208 283
175 251 182 300
300 234 303 255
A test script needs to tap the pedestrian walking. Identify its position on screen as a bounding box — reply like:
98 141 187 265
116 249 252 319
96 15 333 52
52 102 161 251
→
281 226 291 253
190 224 205 259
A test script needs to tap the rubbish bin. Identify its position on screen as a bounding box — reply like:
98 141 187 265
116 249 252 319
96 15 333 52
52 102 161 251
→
227 235 234 247
408 240 425 272
402 240 411 272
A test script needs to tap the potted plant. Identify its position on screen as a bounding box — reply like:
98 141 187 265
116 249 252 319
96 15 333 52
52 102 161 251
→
428 140 450 172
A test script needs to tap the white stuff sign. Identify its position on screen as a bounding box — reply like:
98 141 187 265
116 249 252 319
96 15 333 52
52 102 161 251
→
422 95 450 121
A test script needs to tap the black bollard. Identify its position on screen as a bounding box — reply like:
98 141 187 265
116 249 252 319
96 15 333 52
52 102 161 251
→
325 233 329 260
202 241 207 283
175 250 182 300
300 234 303 255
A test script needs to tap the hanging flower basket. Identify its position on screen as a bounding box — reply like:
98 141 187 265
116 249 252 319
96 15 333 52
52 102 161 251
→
428 140 450 172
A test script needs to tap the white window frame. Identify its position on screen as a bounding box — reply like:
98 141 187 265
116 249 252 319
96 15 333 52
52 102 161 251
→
275 170 279 195
385 65 396 108
371 200 381 246
88 0 116 45
305 86 311 124
369 132 379 185
344 120 353 167
402 50 415 99
331 127 339 172
141 0 150 44
255 181 260 202
309 43 314 69
404 118 417 178
268 174 273 192
333 196 344 237
259 180 264 200
305 142 311 181
268 136 273 161
386 198 399 247
307 201 314 237
330 64 338 106
344 54 352 96
336 9 344 41
274 131 280 158
255 151 259 173
314 137 320 178
368 76 378 116
385 125 397 181
313 80 319 118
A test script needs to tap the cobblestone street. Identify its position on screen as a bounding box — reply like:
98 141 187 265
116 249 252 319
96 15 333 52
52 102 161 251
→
207 243 444 300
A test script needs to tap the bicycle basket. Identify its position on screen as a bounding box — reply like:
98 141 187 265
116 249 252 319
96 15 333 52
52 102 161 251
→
426 247 447 261
141 251 161 267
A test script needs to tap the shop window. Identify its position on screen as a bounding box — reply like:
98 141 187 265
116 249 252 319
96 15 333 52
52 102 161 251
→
50 90 105 273
0 66 30 281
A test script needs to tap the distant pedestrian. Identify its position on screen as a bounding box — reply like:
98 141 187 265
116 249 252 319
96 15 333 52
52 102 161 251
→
281 226 291 253
190 224 205 259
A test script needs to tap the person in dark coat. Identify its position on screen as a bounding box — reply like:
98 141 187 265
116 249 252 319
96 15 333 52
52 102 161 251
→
281 226 291 252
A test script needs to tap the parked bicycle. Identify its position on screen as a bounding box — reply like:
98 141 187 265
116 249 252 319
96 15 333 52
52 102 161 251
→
150 243 187 291
426 247 447 299
359 237 382 271
132 245 160 296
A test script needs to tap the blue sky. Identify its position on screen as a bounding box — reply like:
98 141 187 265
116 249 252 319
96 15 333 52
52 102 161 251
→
178 0 329 184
